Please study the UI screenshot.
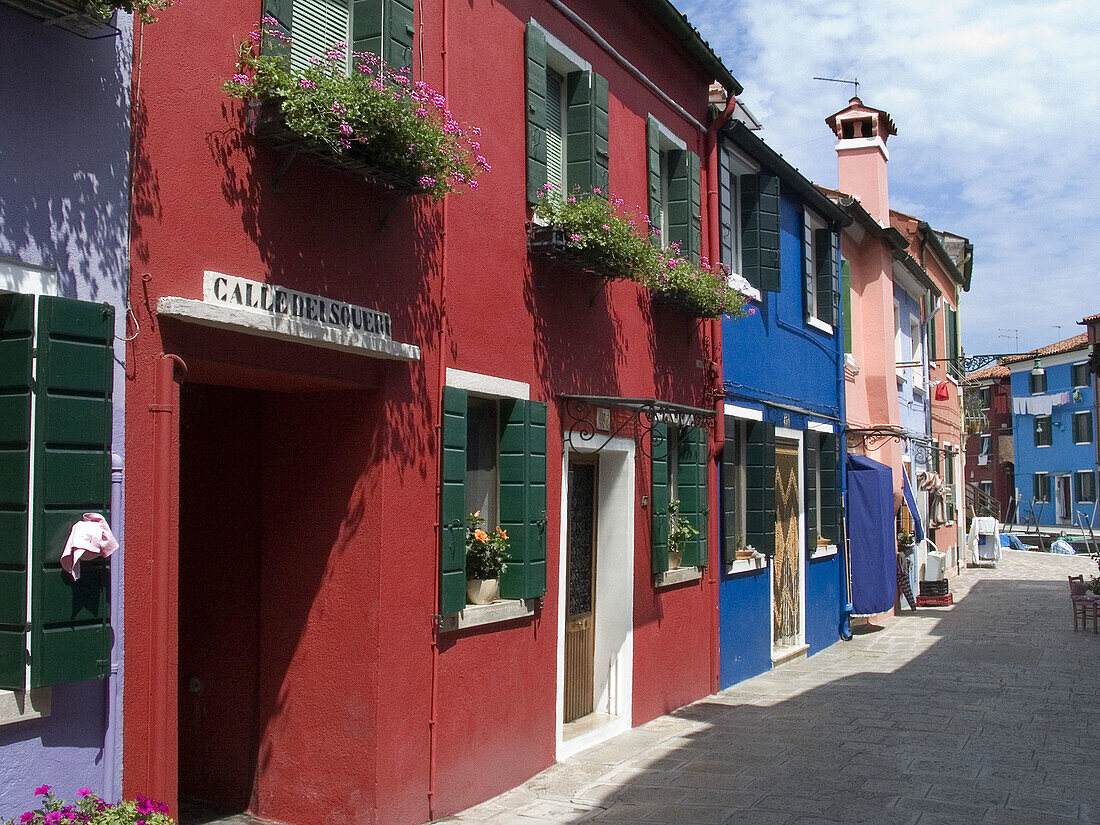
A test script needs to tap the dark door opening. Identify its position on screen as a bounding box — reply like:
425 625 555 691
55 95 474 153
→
564 455 598 724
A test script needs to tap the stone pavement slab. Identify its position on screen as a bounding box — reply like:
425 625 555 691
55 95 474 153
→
438 550 1100 825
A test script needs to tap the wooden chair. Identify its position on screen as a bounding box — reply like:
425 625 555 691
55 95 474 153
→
1069 575 1099 633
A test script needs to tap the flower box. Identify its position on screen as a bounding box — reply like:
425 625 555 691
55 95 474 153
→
250 100 433 197
651 288 720 319
1 0 111 33
527 225 633 280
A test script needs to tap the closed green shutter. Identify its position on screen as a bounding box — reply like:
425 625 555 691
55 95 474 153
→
525 23 549 204
720 415 738 565
819 434 839 547
841 260 852 354
932 441 940 474
718 147 733 270
746 420 775 557
545 70 565 191
565 70 609 195
262 0 293 60
815 226 839 327
802 211 814 322
30 297 114 688
291 0 351 72
667 150 700 262
677 427 708 567
499 400 548 600
741 173 780 291
646 116 662 237
439 386 467 614
804 433 818 552
650 421 669 575
0 294 34 690
352 0 413 70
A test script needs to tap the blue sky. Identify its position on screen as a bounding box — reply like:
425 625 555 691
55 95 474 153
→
676 0 1099 358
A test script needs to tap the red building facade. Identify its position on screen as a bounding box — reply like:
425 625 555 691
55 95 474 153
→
964 364 1014 521
122 2 738 824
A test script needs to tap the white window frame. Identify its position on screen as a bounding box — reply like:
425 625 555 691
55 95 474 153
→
1076 470 1096 503
1073 411 1092 444
803 209 832 335
1071 362 1090 389
1035 415 1053 447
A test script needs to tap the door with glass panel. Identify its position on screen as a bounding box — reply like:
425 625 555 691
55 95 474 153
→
564 455 598 723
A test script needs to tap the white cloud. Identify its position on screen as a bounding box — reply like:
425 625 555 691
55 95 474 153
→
679 0 1100 355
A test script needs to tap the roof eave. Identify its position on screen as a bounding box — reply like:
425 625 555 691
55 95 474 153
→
639 0 743 95
918 222 971 292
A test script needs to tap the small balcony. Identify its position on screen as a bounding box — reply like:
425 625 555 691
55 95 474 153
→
526 225 634 282
1 0 115 34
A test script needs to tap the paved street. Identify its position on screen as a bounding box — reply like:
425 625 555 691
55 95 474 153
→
440 550 1100 825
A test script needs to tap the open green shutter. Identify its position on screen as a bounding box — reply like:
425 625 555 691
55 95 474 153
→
565 70 609 195
384 0 414 70
802 210 814 321
352 0 382 61
720 415 738 565
746 420 775 557
440 386 467 614
262 0 293 60
741 173 780 291
30 297 113 688
667 150 699 261
650 421 669 575
929 305 938 361
820 434 840 546
815 226 838 327
646 116 662 237
499 400 547 600
0 294 34 690
718 147 733 269
677 427 708 567
525 23 548 204
804 433 818 552
841 260 852 354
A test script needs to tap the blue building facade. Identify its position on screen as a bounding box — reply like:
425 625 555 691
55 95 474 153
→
716 121 849 687
1010 339 1097 529
0 3 131 813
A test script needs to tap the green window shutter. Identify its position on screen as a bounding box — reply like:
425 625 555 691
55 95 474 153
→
525 23 549 204
565 70 609 195
746 420 776 557
1032 475 1040 502
30 297 114 688
439 386 467 614
720 415 738 565
718 148 733 270
383 0 414 70
929 307 938 361
0 294 34 690
499 400 547 600
650 421 670 575
262 0 293 60
677 427 708 567
1074 412 1092 444
819 434 839 547
646 116 662 237
352 0 381 62
815 227 839 327
352 0 412 70
545 70 565 191
291 0 351 72
741 173 780 292
803 433 818 552
802 210 814 321
666 150 700 262
932 442 940 474
841 260 852 354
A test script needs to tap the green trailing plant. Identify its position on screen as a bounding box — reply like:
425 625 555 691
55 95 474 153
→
667 499 698 557
532 186 749 319
897 529 915 553
86 0 172 24
224 20 487 200
465 511 509 580
3 786 174 825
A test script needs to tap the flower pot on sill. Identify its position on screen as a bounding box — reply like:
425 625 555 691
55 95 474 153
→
734 549 755 560
668 549 683 570
527 225 631 281
650 288 719 319
466 578 500 606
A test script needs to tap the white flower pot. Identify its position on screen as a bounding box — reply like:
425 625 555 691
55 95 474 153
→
466 578 500 605
668 550 683 570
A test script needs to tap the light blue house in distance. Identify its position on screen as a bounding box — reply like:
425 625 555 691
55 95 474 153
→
0 2 131 815
1010 334 1096 528
715 120 850 688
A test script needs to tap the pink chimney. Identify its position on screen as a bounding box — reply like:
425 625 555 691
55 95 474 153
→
825 97 897 226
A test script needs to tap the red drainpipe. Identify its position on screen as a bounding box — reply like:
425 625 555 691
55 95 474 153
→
148 352 186 810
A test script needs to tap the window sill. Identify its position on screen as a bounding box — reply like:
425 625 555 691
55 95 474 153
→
654 566 703 588
726 555 768 575
439 598 536 632
0 689 51 727
810 544 838 560
807 317 834 335
726 274 761 303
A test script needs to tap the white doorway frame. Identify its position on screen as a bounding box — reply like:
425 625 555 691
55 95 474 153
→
770 427 807 662
1055 474 1072 523
556 435 635 761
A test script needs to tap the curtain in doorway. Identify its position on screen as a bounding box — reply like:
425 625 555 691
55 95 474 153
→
847 454 896 615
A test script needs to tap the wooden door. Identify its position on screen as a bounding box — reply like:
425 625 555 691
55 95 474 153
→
564 456 598 723
773 439 801 647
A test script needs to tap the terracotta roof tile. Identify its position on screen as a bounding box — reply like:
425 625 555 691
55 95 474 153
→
967 363 1009 380
1001 332 1089 364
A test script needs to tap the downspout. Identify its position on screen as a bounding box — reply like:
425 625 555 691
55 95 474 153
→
148 353 186 809
836 224 852 641
105 453 124 801
703 94 736 691
428 1 447 817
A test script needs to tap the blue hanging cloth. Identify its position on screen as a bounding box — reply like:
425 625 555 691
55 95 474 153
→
902 466 925 543
846 453 897 615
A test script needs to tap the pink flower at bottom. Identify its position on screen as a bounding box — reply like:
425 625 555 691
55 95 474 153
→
77 788 92 798
418 175 436 187
21 813 34 824
34 786 51 796
569 233 581 242
298 79 315 89
600 224 610 231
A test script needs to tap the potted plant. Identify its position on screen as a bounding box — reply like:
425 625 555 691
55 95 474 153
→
897 529 915 554
224 19 486 199
733 535 756 560
465 511 509 605
3 786 174 825
666 499 698 570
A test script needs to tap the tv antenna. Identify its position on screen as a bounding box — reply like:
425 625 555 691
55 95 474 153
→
814 76 860 98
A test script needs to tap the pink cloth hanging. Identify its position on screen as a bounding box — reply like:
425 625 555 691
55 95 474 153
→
61 513 118 580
